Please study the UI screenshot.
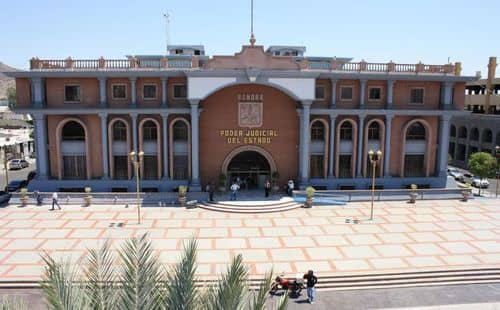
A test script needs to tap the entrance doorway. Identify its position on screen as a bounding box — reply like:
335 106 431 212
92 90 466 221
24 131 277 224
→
227 151 271 189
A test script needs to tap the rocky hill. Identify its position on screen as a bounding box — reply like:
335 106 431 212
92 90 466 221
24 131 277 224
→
0 62 18 100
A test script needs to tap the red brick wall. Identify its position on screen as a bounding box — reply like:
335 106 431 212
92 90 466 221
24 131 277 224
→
45 78 99 108
137 78 161 108
336 79 360 108
393 81 440 109
107 78 131 108
15 78 31 107
453 82 466 110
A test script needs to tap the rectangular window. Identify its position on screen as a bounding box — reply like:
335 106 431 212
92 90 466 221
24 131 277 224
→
315 86 326 100
113 156 128 180
64 85 81 103
368 87 381 100
142 156 158 179
404 155 425 177
143 84 157 100
173 155 188 180
410 88 424 104
310 155 324 178
173 84 187 99
338 155 352 178
340 86 353 100
112 84 127 100
62 155 86 179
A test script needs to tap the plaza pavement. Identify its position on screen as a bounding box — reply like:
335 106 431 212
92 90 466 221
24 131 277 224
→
0 198 499 282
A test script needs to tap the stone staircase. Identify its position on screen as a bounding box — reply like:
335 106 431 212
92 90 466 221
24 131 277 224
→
197 197 303 213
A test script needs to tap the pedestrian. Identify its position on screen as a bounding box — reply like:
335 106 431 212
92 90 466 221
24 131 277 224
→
51 191 61 211
264 179 271 197
287 178 295 196
35 190 43 206
230 181 240 201
207 182 215 202
303 270 318 304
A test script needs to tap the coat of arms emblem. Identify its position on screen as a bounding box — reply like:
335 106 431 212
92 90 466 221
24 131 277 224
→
238 102 262 127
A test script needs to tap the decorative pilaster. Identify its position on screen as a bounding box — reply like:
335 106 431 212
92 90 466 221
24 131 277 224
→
437 115 452 176
31 78 43 107
330 79 337 108
161 77 168 107
99 113 109 179
161 112 169 179
356 115 365 177
130 77 137 106
190 100 201 189
359 79 367 107
98 77 107 107
384 115 393 177
32 113 48 179
387 80 394 108
300 101 312 185
442 82 454 109
328 115 336 177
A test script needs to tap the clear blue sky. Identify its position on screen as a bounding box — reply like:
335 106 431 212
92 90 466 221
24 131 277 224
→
1 0 498 76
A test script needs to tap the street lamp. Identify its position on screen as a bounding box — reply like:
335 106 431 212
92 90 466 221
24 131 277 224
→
368 149 382 221
129 151 144 224
495 145 500 198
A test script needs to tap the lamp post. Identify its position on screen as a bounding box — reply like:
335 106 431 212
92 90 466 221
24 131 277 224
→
2 146 9 191
129 151 144 224
368 149 382 220
495 145 500 198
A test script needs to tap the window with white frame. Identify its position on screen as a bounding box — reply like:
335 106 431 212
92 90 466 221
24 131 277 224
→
143 84 157 100
173 84 187 99
340 86 353 100
112 84 127 100
64 85 81 103
368 87 382 101
410 88 424 104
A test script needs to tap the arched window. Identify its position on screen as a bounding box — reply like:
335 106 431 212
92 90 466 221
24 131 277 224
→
173 121 188 141
482 129 493 143
406 122 426 140
143 120 157 141
339 122 353 140
470 128 479 141
311 121 325 141
450 125 456 137
459 127 467 139
112 121 127 141
367 122 380 140
62 121 85 141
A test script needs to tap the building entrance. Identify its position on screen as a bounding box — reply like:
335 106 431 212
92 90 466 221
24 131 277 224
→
227 151 271 189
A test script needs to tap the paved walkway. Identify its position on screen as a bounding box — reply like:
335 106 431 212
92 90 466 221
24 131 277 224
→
0 198 498 281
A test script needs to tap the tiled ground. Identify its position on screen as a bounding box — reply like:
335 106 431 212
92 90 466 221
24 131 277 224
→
0 198 499 281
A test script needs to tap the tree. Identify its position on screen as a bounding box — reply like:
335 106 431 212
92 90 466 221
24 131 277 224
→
6 87 16 107
468 152 497 196
0 235 288 310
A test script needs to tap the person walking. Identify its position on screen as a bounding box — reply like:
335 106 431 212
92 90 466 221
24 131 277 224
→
230 181 240 201
303 270 318 304
51 192 61 211
264 179 271 198
287 178 295 197
207 182 215 202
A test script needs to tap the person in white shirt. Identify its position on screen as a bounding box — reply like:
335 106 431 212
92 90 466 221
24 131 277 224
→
287 179 295 196
230 181 240 201
51 192 61 210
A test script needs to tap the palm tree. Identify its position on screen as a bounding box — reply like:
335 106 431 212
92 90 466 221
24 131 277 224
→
7 234 287 310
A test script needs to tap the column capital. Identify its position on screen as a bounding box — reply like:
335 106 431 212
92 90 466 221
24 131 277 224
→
98 112 108 119
330 78 338 83
189 99 200 106
440 114 452 122
129 77 137 82
160 112 169 118
302 100 313 107
98 76 107 82
129 112 139 119
385 114 394 121
359 79 368 84
443 81 455 88
32 112 44 121
358 114 367 121
330 113 338 121
160 76 168 81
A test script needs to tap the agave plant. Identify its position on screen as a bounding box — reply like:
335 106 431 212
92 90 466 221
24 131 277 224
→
34 234 287 310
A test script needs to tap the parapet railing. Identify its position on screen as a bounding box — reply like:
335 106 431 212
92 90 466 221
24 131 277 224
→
29 57 461 75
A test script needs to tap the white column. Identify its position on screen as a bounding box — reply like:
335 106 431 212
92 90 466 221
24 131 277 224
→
359 79 367 107
328 115 336 177
384 114 393 177
356 115 365 177
99 113 109 179
33 113 48 178
161 77 168 107
330 79 337 108
437 115 452 176
297 112 302 179
98 77 107 107
300 101 312 185
130 78 137 106
190 100 201 188
161 112 169 179
31 78 43 107
387 80 394 108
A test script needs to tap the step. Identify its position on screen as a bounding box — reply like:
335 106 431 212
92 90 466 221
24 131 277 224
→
200 201 301 210
197 202 303 213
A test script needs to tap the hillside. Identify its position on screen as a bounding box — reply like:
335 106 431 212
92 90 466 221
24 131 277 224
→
0 62 18 100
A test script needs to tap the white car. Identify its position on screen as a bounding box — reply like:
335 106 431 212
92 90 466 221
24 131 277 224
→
461 173 489 188
8 159 28 170
447 167 463 180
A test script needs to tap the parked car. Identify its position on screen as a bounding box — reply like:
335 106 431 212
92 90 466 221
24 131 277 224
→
447 167 463 180
6 180 28 192
0 191 11 205
8 159 29 170
460 173 490 188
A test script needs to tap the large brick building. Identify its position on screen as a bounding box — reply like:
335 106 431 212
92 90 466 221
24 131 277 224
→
7 39 476 192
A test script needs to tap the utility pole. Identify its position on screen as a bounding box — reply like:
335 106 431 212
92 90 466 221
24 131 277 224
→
163 12 170 54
